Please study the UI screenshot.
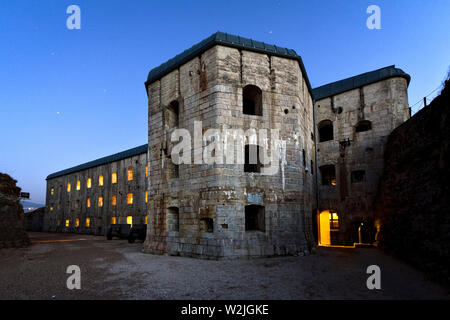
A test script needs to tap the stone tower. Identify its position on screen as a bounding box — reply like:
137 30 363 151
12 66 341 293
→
143 32 316 258
313 66 410 245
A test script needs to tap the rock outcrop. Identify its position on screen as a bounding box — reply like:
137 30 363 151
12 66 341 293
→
0 173 30 248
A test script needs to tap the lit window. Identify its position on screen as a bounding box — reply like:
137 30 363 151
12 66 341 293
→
112 172 117 184
75 218 80 228
128 168 133 181
145 191 148 203
98 197 103 207
87 178 92 188
145 165 149 178
87 198 91 208
86 218 90 228
330 211 339 230
76 180 81 190
65 219 70 227
67 182 71 192
99 175 104 186
112 195 117 206
144 216 148 224
127 193 133 205
127 216 133 225
51 187 54 195
111 216 117 224
50 206 54 211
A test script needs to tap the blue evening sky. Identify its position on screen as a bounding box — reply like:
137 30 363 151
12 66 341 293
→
1 0 449 203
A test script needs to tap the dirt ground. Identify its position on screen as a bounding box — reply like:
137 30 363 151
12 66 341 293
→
0 232 448 300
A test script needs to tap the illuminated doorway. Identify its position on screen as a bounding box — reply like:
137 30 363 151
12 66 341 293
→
318 210 339 246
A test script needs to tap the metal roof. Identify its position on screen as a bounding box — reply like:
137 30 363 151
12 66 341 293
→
46 144 148 180
312 65 410 101
145 31 312 94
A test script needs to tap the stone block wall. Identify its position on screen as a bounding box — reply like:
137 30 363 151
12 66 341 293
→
376 80 450 285
44 152 148 235
144 44 316 258
315 77 410 245
0 173 30 248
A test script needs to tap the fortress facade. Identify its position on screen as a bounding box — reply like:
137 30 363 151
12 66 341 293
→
43 32 410 258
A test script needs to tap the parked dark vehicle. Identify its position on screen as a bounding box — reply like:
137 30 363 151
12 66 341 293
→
106 224 131 240
128 224 147 243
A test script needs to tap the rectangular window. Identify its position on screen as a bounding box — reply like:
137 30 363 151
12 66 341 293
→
87 198 91 208
86 218 90 228
144 216 148 224
65 219 70 227
127 193 133 205
330 211 339 230
99 175 104 186
320 165 336 186
112 172 117 184
87 178 92 188
98 197 103 207
245 205 265 232
76 180 81 190
145 165 149 178
75 218 80 228
145 191 148 203
111 216 117 224
67 182 71 192
51 187 54 195
244 145 262 173
112 195 117 206
351 170 365 183
127 216 133 225
128 168 133 181
50 206 54 211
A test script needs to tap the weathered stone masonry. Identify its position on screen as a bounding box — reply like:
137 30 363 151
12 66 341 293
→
143 33 317 258
44 145 148 235
43 32 412 257
313 67 410 245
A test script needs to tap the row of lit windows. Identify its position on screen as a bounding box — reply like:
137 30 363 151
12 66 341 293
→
49 191 148 211
61 216 148 228
50 166 149 195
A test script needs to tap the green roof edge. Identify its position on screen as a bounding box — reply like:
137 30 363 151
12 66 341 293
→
312 65 411 101
144 31 313 95
46 144 148 180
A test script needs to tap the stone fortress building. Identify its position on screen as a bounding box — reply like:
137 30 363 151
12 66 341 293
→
44 32 410 258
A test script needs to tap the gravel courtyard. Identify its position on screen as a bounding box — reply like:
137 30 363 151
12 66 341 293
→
0 232 448 300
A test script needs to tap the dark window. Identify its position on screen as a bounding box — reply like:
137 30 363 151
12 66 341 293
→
302 149 306 167
355 120 372 132
245 144 262 173
167 100 179 127
245 205 265 232
351 170 365 183
311 160 314 175
167 207 179 232
199 218 213 233
318 120 333 142
320 165 336 186
243 85 262 116
168 155 179 179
